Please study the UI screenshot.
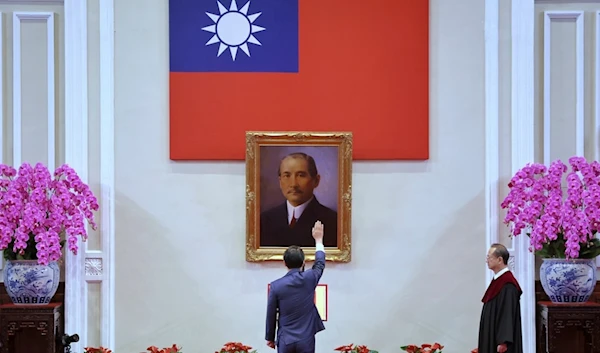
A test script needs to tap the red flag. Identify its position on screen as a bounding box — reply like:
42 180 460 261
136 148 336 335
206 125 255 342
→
169 0 429 160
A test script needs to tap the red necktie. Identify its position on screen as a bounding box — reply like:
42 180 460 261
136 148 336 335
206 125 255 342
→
289 210 297 228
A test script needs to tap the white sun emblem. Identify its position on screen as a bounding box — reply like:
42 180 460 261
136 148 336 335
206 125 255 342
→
202 0 266 61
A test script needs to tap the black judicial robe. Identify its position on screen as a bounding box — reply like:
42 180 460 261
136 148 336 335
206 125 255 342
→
477 271 523 353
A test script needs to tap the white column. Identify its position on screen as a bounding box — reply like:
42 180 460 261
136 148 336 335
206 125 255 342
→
484 0 499 287
64 0 89 351
485 0 536 352
511 1 536 353
99 0 116 347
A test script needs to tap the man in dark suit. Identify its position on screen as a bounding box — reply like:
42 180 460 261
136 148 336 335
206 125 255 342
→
260 152 338 247
265 221 326 353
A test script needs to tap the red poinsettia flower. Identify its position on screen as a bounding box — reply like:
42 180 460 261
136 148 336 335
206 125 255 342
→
356 345 371 353
432 343 443 350
334 344 355 352
218 341 255 353
84 348 112 353
165 344 181 353
145 344 181 353
334 343 377 353
401 343 443 353
401 345 419 353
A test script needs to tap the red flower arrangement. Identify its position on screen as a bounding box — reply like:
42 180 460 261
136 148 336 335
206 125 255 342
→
84 348 112 353
334 343 379 353
146 344 182 353
216 342 257 353
400 343 444 353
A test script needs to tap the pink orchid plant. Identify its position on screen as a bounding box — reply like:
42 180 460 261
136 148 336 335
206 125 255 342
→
0 162 99 265
501 156 600 259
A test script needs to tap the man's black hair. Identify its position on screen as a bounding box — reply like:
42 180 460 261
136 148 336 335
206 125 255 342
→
283 245 305 269
491 243 510 265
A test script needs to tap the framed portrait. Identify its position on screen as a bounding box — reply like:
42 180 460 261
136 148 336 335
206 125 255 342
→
246 131 352 262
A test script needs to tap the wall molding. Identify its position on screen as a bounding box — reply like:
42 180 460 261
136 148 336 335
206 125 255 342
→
542 11 585 166
64 0 88 351
12 11 56 172
99 0 115 347
510 1 536 353
484 0 500 289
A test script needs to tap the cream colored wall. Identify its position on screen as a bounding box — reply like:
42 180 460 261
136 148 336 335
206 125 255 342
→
0 3 65 274
114 1 486 353
533 2 600 277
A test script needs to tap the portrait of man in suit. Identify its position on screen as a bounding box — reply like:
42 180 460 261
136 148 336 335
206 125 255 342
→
245 132 352 262
259 150 338 248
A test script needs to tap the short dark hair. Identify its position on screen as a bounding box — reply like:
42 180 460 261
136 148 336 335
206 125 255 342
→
278 152 318 178
283 245 305 269
491 243 510 265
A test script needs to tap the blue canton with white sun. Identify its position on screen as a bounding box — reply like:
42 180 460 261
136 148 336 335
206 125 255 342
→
169 0 298 73
202 0 266 61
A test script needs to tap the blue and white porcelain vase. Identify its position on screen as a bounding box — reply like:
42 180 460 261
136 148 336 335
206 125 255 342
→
539 258 597 303
3 260 60 305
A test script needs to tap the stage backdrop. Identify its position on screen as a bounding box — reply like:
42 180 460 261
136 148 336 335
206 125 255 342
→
168 0 429 160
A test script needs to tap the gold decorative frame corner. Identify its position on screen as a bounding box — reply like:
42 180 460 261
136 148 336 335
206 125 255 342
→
245 131 352 263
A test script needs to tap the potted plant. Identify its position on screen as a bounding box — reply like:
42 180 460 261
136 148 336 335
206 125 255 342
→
501 156 600 302
400 343 443 352
334 343 378 353
145 345 182 353
0 162 99 305
216 342 256 353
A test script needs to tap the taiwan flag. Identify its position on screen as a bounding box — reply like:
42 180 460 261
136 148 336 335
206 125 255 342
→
169 0 429 160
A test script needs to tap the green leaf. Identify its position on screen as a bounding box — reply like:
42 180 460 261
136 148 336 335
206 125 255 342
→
578 241 600 258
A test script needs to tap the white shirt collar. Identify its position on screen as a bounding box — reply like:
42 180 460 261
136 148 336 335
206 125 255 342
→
286 196 314 224
494 267 509 280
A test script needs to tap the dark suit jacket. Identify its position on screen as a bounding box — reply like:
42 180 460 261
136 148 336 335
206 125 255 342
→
260 197 338 247
265 250 326 346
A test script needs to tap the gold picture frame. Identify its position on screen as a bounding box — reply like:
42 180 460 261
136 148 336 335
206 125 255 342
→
246 131 352 262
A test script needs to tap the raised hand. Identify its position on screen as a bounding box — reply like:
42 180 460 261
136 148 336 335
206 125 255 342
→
312 220 324 243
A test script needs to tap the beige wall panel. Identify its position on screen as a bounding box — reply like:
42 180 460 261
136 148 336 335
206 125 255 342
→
14 12 54 169
0 3 64 273
535 2 600 273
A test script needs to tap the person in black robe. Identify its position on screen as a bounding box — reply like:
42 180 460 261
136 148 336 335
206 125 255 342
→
477 243 523 353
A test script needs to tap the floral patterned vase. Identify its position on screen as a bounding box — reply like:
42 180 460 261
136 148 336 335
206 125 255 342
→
3 260 60 305
539 258 597 303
